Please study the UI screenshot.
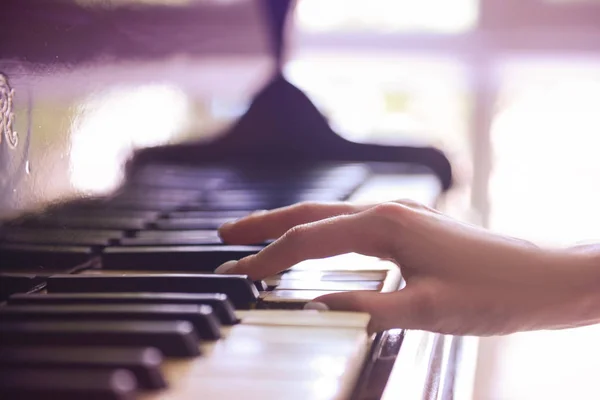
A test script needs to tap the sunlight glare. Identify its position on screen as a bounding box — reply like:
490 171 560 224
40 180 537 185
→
69 84 190 194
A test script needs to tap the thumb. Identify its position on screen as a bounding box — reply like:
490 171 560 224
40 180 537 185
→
312 289 425 334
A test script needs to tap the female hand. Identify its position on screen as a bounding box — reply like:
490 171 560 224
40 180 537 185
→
216 200 600 336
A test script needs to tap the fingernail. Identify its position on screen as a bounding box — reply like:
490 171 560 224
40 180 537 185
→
303 302 329 311
215 260 238 274
250 210 268 216
219 219 237 228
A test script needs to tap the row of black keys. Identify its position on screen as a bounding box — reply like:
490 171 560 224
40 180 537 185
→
0 275 262 398
1 165 370 247
10 210 249 232
0 243 263 271
6 164 370 232
0 166 371 398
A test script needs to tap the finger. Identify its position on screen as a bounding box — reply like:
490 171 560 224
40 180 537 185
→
217 203 407 280
393 198 442 215
218 198 434 244
311 288 426 334
218 201 368 244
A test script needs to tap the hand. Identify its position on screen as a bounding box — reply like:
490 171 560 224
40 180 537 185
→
217 200 599 336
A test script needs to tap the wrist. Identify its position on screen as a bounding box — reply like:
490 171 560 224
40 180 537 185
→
543 247 600 330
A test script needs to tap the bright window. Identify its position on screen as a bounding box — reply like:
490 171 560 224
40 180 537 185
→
294 0 478 33
489 56 600 245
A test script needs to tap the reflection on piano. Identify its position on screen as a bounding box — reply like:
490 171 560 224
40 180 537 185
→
0 1 463 399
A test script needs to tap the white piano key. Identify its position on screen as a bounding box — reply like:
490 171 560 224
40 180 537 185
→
140 311 371 400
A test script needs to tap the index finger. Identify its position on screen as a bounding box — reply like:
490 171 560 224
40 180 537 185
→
218 202 366 245
218 198 433 245
215 203 405 280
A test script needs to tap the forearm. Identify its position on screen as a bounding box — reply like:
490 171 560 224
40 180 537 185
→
538 245 600 331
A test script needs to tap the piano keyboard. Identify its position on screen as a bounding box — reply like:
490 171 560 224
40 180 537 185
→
0 162 440 399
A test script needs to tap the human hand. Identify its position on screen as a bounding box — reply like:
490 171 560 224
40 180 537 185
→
217 201 598 336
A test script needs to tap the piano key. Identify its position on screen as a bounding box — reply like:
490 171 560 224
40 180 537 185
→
0 273 46 301
101 245 262 271
49 208 161 220
274 280 383 291
201 199 291 211
263 270 389 289
9 292 239 325
106 199 189 212
135 230 220 239
0 228 122 246
0 244 94 270
236 309 371 329
151 217 237 230
47 274 260 309
0 368 137 400
127 168 230 190
0 320 200 357
120 230 222 246
0 304 221 340
127 175 220 190
138 311 371 400
0 346 166 389
166 210 251 219
262 277 280 290
254 280 268 291
205 190 339 207
258 290 344 309
277 270 389 282
113 188 201 202
18 215 150 230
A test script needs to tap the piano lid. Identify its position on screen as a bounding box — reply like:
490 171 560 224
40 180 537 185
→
0 0 452 219
0 0 278 216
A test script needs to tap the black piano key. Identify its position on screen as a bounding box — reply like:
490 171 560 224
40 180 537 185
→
0 228 121 246
47 274 259 309
191 201 282 212
0 273 46 301
0 244 94 270
18 215 150 230
254 280 268 291
51 208 161 220
0 346 166 389
151 217 237 230
205 190 334 206
0 320 200 357
127 167 229 190
120 230 223 246
0 304 221 340
101 245 262 271
166 210 251 219
113 187 201 201
136 230 219 239
0 368 137 400
9 292 239 325
106 199 187 212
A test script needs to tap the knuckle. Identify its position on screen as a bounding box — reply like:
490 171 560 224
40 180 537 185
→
394 198 419 207
360 203 411 257
295 201 319 214
394 198 430 211
370 202 410 223
283 224 310 243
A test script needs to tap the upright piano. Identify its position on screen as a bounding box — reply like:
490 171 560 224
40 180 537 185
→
0 1 466 399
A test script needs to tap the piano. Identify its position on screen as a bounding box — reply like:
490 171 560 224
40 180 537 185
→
0 1 468 399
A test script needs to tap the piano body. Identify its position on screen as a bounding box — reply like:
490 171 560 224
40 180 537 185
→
0 1 467 399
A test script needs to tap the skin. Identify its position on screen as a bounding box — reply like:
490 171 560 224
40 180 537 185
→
216 200 600 336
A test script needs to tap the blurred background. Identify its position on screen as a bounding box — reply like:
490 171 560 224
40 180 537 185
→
3 0 600 398
284 1 600 398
